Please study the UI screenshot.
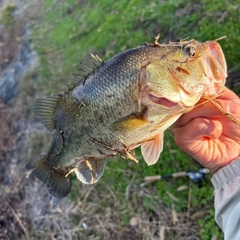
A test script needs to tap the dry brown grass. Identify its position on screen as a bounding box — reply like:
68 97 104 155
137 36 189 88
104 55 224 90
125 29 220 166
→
1 132 202 240
16 179 201 240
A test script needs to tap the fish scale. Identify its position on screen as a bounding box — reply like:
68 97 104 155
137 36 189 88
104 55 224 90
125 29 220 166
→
26 39 227 198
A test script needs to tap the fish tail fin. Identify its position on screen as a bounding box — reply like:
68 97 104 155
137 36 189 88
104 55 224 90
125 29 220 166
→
26 154 71 198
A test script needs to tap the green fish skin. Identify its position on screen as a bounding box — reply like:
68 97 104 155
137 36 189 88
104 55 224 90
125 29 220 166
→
26 39 227 198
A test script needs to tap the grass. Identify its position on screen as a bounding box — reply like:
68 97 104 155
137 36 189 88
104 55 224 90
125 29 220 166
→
28 0 240 88
2 0 240 239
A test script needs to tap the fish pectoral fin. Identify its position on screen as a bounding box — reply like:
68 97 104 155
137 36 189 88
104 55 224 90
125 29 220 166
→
33 95 62 131
111 115 148 132
75 159 107 184
26 154 72 198
141 133 164 166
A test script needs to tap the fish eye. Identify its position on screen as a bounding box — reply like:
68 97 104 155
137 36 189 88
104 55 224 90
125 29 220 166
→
184 45 196 57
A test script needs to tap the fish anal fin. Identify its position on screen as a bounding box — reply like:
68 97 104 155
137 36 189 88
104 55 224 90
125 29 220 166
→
33 95 61 131
75 159 107 184
26 154 71 198
141 133 164 166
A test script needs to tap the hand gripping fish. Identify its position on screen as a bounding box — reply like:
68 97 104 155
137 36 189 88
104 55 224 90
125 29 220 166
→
26 37 227 198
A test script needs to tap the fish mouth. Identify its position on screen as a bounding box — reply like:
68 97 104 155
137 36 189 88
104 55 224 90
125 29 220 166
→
148 93 178 108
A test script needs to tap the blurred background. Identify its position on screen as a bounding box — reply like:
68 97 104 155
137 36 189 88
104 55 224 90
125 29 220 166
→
0 0 239 239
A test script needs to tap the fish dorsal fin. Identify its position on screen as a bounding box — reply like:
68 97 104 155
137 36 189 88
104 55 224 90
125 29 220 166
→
33 95 61 131
75 159 107 184
68 53 103 91
141 133 164 166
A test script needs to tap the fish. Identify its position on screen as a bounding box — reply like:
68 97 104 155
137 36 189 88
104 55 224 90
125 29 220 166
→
26 37 227 198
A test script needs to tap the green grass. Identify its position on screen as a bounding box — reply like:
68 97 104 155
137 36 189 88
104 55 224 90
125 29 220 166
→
29 0 240 88
24 0 240 239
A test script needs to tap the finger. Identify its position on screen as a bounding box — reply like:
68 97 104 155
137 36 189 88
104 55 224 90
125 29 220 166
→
173 118 222 147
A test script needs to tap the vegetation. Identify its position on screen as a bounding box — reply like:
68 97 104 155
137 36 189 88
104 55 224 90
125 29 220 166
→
27 0 240 93
1 5 16 28
1 0 239 239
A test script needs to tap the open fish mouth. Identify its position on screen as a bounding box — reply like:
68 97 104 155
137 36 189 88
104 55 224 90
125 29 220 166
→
148 93 178 108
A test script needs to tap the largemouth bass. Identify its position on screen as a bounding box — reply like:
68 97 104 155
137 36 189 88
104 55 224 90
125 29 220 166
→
26 38 227 198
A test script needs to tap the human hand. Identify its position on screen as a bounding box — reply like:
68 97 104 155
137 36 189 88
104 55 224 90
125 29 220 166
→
171 87 240 173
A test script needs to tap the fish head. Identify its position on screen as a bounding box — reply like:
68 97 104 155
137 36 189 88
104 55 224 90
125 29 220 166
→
141 39 227 110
